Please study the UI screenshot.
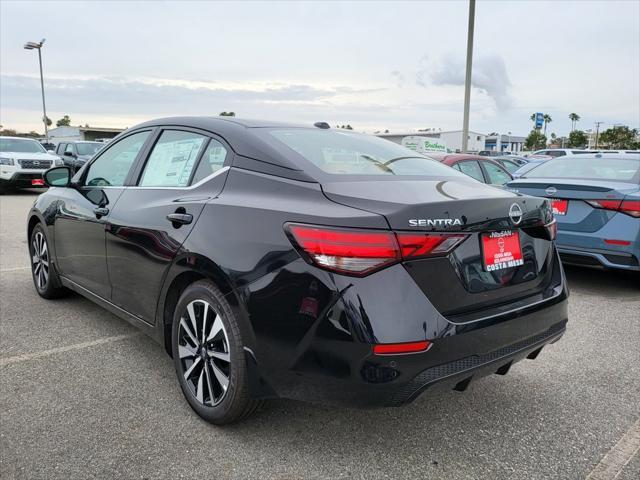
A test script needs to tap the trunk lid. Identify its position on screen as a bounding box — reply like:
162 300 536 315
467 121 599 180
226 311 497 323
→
508 178 639 233
321 179 559 320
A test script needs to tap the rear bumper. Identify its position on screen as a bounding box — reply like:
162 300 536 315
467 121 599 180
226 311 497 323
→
558 245 639 271
244 254 569 408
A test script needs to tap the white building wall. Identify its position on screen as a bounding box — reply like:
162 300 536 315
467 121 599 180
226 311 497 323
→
48 127 82 143
438 131 486 152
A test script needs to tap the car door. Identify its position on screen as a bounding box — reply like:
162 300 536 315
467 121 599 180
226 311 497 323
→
106 128 231 324
53 130 153 298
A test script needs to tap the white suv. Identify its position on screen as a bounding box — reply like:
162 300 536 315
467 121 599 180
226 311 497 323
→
531 148 598 157
0 136 63 193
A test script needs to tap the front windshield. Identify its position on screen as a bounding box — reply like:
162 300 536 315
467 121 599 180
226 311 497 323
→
0 138 46 153
76 143 103 156
525 156 640 182
268 129 468 177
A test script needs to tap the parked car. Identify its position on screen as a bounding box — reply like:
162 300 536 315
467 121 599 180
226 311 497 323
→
495 155 528 173
40 141 57 152
0 136 63 193
29 117 567 424
506 153 639 271
531 148 598 157
55 141 104 172
428 153 513 185
512 155 554 178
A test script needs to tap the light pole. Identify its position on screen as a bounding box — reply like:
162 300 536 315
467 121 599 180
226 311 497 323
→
461 0 476 153
24 39 49 141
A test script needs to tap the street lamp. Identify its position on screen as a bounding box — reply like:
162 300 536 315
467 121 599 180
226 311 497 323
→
23 39 49 141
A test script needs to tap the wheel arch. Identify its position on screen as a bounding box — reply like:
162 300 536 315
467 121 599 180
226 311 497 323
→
158 253 249 357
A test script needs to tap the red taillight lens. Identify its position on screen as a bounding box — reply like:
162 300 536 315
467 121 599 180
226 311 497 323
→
373 340 432 355
586 199 640 217
586 199 622 211
286 224 467 276
395 233 467 259
619 200 640 218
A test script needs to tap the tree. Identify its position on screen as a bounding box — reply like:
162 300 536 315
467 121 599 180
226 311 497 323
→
542 114 552 136
550 133 557 146
44 116 52 127
568 130 588 148
598 126 640 149
525 130 547 150
569 113 580 132
219 111 235 117
56 115 71 127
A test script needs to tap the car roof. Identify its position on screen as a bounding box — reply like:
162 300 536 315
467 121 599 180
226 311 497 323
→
550 153 640 160
133 116 308 130
126 116 329 182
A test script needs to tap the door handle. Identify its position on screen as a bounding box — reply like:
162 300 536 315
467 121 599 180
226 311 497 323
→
167 213 193 226
93 207 109 218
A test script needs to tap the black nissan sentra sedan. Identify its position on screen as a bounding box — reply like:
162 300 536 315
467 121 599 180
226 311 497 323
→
28 117 568 424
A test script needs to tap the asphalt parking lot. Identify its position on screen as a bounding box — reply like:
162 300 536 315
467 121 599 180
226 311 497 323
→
1 190 638 480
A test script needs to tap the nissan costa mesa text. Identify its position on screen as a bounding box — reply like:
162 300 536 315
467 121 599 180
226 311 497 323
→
28 117 568 424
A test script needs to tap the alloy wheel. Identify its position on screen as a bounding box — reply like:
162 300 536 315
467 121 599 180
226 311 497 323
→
178 300 231 406
31 231 49 290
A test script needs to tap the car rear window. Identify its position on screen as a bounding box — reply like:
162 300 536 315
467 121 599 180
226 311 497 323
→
268 129 466 177
524 157 640 182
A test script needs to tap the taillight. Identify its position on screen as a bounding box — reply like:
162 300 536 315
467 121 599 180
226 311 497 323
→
586 199 640 217
286 223 467 276
619 200 640 218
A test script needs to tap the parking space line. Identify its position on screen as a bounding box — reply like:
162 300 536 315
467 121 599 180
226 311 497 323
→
585 418 640 480
0 333 141 367
0 266 30 272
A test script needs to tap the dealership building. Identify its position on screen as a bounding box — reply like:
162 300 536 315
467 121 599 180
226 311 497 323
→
376 130 487 153
484 134 526 153
47 125 125 143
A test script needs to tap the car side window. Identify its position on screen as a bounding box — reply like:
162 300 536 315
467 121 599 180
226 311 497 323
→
56 143 65 154
65 143 74 155
501 160 519 173
548 151 565 157
457 161 484 182
85 131 151 187
139 130 206 187
191 139 228 184
484 162 512 185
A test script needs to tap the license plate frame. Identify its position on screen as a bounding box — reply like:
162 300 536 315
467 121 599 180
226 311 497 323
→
481 230 524 272
551 199 568 216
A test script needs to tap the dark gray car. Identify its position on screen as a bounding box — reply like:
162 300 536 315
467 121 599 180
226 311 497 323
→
55 141 104 172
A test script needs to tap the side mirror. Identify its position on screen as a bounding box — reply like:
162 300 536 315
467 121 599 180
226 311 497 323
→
44 166 71 187
64 151 75 157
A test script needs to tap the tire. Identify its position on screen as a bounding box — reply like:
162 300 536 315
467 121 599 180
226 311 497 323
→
172 279 262 424
29 223 68 299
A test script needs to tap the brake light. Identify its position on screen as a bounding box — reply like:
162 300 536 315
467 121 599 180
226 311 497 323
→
286 224 467 276
373 340 432 355
586 199 622 211
619 200 640 218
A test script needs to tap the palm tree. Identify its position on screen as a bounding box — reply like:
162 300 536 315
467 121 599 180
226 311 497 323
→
569 113 580 132
543 114 552 136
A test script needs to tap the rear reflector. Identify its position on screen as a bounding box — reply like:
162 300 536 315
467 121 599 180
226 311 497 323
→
586 199 640 217
604 239 631 246
373 340 432 355
286 223 467 276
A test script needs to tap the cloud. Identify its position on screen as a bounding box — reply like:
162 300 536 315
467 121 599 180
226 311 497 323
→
422 53 514 111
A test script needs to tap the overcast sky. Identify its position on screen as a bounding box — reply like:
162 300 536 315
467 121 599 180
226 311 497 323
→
1 0 639 136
